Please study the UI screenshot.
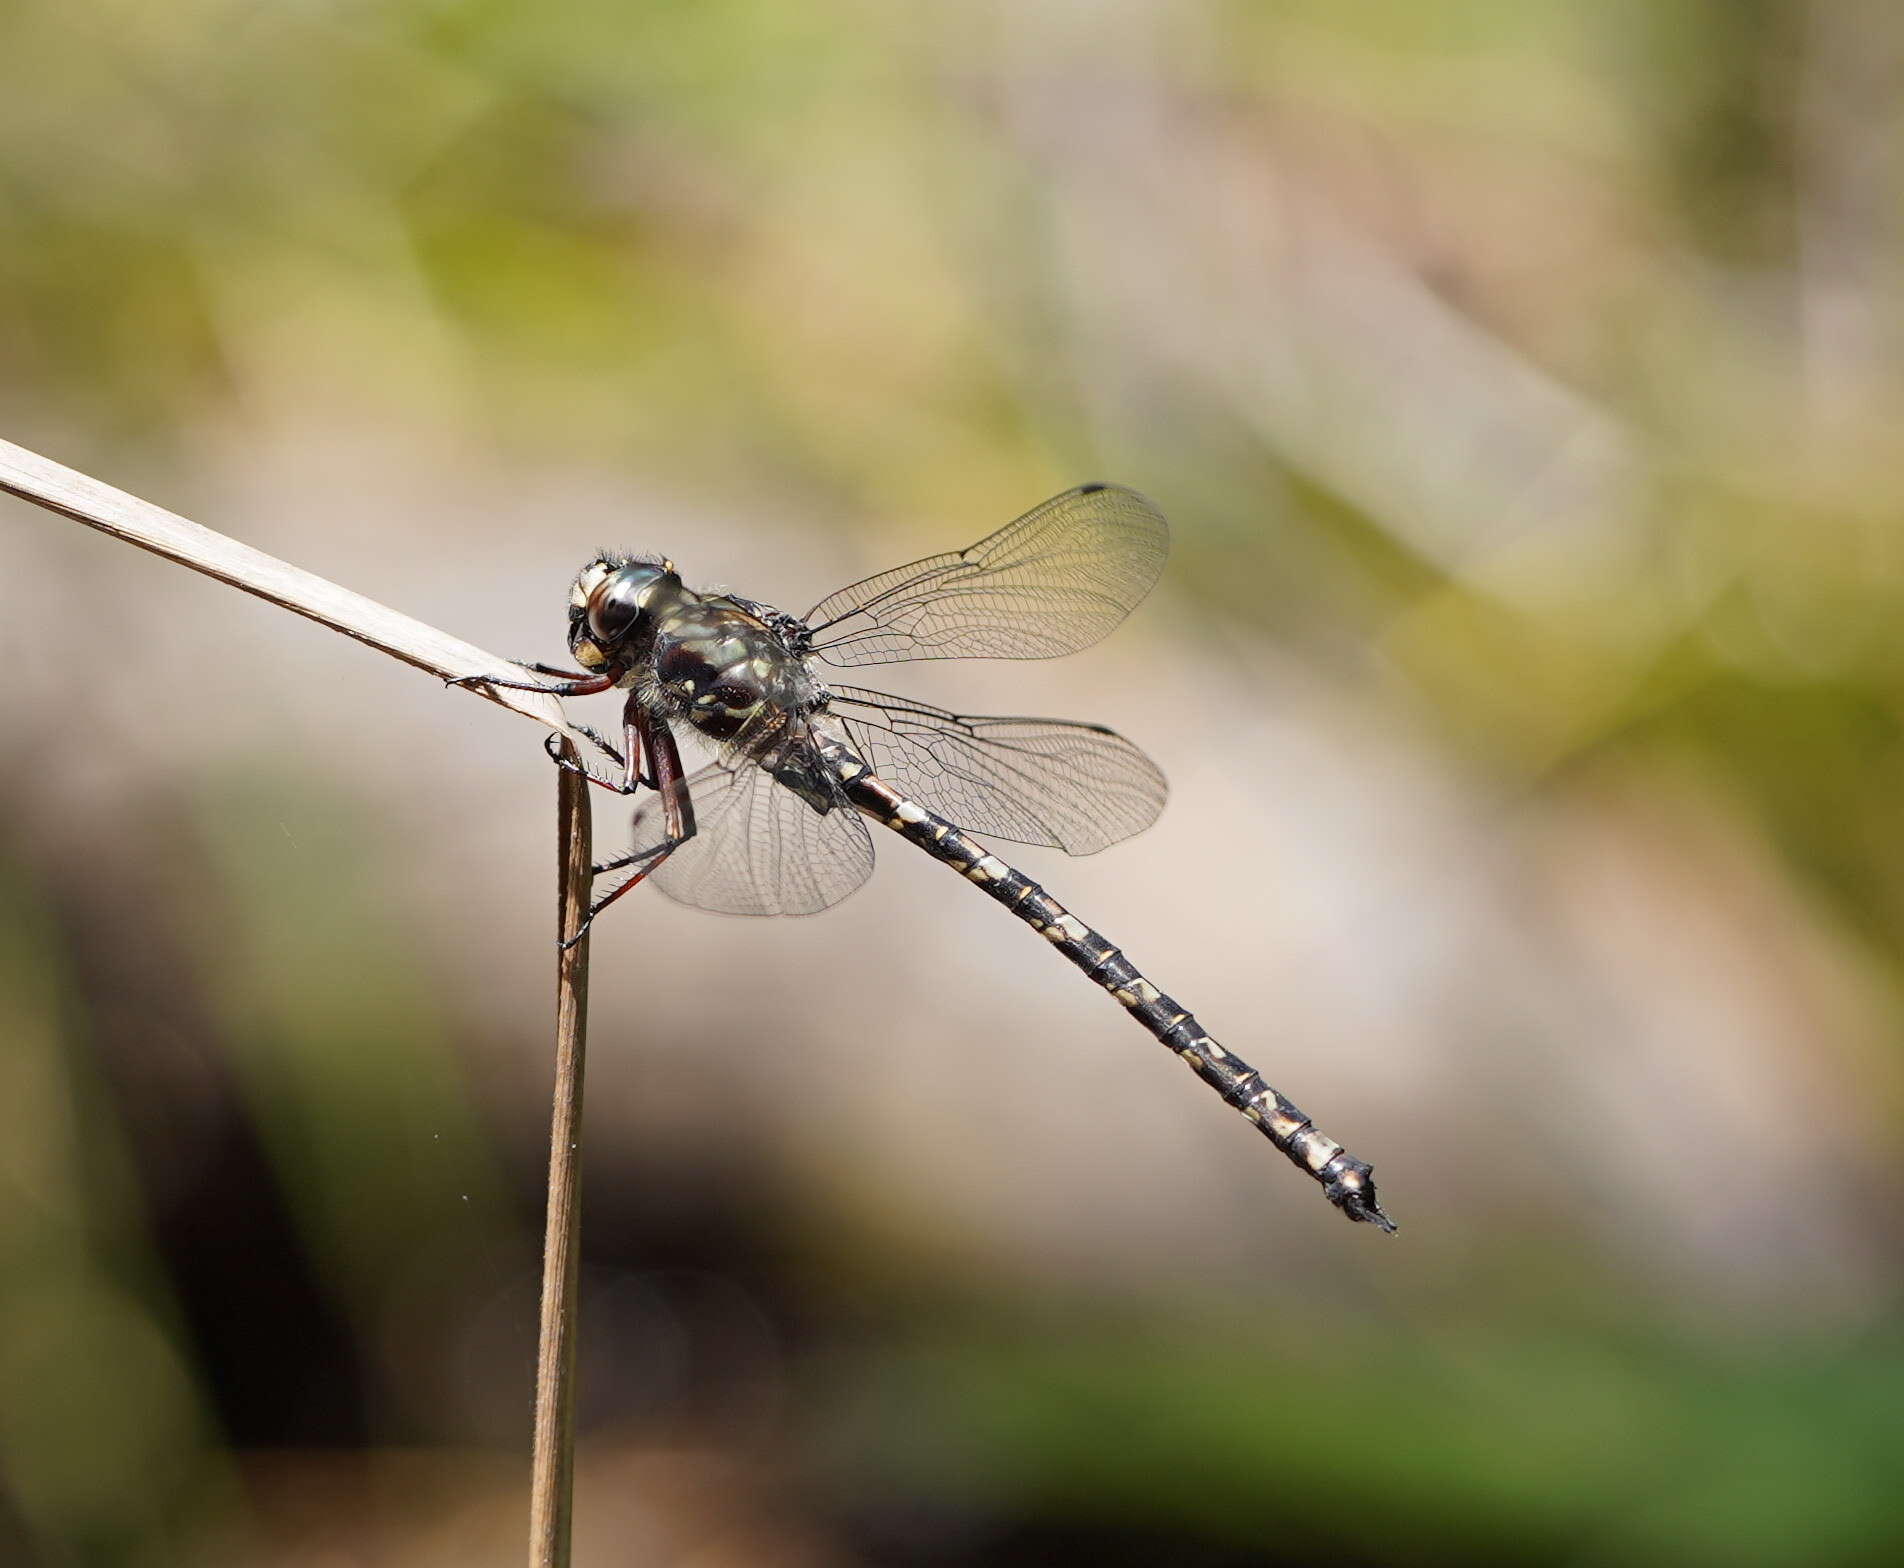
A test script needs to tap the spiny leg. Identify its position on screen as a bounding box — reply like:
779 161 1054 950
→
463 667 697 944
449 661 616 698
562 709 698 948
564 841 675 946
568 719 627 770
541 726 626 787
543 691 663 798
543 726 641 806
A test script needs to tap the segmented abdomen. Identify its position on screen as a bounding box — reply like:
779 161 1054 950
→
828 744 1392 1229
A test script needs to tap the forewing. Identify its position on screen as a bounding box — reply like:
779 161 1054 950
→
804 484 1168 666
826 687 1167 855
626 760 875 916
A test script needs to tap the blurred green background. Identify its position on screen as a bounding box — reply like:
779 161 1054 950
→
4 2 1904 1563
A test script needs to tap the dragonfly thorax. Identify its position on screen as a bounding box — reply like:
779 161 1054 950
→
649 597 822 746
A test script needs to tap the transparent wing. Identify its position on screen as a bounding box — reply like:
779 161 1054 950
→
825 686 1167 855
626 758 875 917
804 483 1168 666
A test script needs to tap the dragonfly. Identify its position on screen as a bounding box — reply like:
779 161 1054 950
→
464 484 1392 1230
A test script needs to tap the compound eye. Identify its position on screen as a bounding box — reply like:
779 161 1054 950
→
588 574 651 645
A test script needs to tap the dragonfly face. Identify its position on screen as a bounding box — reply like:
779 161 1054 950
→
566 556 679 681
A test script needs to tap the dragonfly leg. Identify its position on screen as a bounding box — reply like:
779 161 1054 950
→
545 693 660 797
562 712 697 948
616 694 651 794
544 732 634 795
449 660 616 697
568 721 626 770
592 841 669 876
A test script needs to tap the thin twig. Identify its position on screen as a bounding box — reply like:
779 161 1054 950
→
530 741 593 1568
0 435 580 740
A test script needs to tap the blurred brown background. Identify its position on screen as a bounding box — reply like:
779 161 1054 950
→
3 3 1903 1564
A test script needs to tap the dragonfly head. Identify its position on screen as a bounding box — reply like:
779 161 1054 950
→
568 554 682 672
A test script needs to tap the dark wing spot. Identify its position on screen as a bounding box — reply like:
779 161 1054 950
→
1077 481 1107 494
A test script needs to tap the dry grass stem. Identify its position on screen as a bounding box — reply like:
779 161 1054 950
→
530 742 594 1568
0 434 580 740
